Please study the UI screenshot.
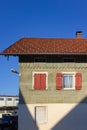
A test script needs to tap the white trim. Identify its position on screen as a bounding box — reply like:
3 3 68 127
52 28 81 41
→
32 72 48 90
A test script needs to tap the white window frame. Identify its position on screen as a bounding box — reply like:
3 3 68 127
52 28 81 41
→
32 72 48 90
35 106 47 124
62 72 76 90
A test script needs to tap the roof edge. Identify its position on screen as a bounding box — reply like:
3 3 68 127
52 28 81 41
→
1 52 87 56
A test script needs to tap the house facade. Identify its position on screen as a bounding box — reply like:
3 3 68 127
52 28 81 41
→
1 32 87 130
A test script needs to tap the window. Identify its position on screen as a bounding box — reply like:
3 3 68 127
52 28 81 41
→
56 72 82 90
63 74 75 89
0 98 4 101
15 98 19 101
33 72 48 90
7 98 12 101
35 106 47 124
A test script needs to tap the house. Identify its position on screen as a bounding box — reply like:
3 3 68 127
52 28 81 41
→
1 31 87 130
0 95 19 118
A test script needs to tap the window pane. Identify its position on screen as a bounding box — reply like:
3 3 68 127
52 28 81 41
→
15 98 19 101
63 75 73 88
69 76 73 88
7 98 12 101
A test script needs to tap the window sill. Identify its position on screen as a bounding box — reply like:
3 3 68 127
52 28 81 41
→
63 88 75 90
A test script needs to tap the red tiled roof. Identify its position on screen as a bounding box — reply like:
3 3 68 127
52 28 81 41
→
1 38 87 55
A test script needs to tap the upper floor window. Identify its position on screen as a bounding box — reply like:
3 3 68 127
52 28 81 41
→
56 72 82 90
7 98 12 101
63 74 75 89
0 98 4 101
33 72 48 90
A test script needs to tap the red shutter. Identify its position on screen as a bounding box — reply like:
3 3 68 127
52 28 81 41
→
34 74 40 90
56 73 62 90
40 74 46 90
75 73 82 90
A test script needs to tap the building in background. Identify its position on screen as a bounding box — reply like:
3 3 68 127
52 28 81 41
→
0 95 19 118
1 31 87 130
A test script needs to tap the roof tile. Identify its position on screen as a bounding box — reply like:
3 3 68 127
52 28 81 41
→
1 38 87 55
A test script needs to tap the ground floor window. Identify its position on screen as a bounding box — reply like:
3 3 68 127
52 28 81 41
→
35 106 47 124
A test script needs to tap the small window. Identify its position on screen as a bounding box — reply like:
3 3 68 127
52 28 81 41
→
0 98 4 101
35 106 47 124
33 72 48 90
63 74 75 89
7 98 12 101
15 98 19 101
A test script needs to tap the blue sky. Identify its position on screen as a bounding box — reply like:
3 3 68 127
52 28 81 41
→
0 0 87 95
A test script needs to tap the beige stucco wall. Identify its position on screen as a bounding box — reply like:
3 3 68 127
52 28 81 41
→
19 63 87 104
18 103 87 130
19 62 87 130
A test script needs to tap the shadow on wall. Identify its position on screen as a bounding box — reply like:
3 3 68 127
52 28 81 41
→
19 88 87 130
52 97 87 130
18 89 39 130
